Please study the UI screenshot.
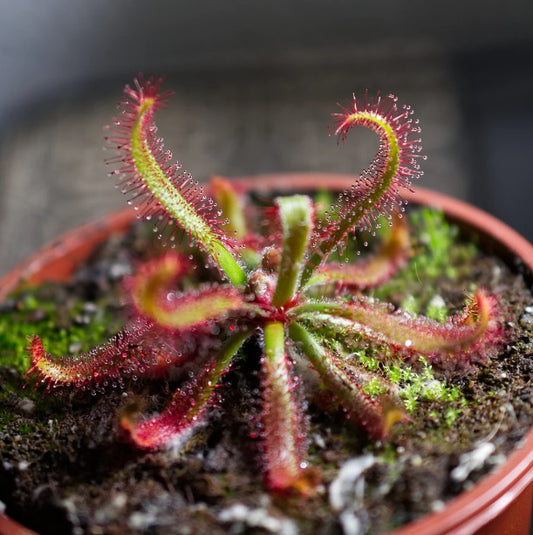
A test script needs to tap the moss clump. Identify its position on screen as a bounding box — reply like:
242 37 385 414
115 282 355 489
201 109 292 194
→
387 358 466 419
375 207 478 314
0 285 124 375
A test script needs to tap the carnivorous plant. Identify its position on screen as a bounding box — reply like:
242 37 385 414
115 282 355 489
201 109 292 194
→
28 75 503 494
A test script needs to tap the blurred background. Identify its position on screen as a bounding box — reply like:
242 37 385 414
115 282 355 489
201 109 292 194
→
0 0 532 275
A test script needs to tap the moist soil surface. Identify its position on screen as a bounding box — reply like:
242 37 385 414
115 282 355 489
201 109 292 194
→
0 208 532 535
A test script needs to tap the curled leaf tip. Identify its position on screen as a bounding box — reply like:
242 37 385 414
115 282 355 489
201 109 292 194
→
381 397 409 437
302 92 425 285
107 74 246 286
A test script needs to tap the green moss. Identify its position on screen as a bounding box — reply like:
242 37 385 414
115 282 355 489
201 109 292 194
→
16 422 35 435
444 406 462 426
0 284 124 375
0 406 15 425
384 357 466 423
425 294 448 322
400 294 418 315
410 207 460 279
375 207 478 311
361 377 387 397
355 350 380 371
387 365 402 385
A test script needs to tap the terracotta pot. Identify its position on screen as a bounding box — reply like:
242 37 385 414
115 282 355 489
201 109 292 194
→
0 173 532 535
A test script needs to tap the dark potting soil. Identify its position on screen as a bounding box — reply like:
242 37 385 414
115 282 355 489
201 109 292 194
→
0 209 532 535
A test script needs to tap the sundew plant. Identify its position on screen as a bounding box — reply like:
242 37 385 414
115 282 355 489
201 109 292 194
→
28 75 504 495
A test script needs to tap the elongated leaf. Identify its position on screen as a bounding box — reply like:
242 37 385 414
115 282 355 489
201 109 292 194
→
301 92 424 286
288 322 404 438
292 289 502 363
133 279 257 330
122 330 251 449
107 75 246 286
27 319 184 391
261 321 316 494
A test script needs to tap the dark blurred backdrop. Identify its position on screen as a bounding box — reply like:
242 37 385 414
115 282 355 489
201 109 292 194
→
0 0 532 275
